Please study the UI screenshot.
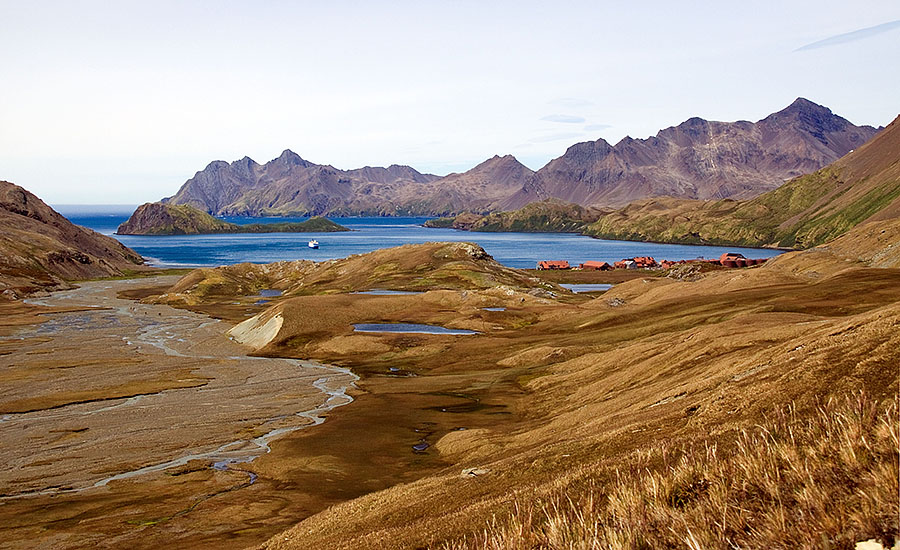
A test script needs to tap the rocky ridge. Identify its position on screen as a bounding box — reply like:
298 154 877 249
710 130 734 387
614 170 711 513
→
430 112 898 250
164 99 879 216
583 113 900 248
528 98 879 207
0 181 145 298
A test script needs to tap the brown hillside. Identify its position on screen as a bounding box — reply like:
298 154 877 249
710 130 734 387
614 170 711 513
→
0 181 145 298
159 242 559 306
248 229 899 549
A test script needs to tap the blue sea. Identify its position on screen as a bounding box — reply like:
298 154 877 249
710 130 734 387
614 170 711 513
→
54 206 784 270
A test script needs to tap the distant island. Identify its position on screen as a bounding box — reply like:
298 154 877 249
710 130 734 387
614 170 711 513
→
116 203 350 235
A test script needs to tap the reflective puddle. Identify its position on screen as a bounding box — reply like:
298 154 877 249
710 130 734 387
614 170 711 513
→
353 323 478 335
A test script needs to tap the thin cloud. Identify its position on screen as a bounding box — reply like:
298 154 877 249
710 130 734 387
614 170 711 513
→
795 19 900 51
529 132 585 143
541 114 586 123
548 97 595 108
584 123 612 131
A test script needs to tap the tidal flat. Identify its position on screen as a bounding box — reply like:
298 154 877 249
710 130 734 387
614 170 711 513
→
0 277 358 549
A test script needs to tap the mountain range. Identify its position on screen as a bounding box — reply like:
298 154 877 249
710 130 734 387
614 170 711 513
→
163 98 879 217
583 112 900 248
430 112 900 250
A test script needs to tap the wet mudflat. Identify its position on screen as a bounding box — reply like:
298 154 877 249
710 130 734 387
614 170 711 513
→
0 277 356 549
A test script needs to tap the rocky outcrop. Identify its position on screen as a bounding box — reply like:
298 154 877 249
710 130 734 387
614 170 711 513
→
117 203 236 235
0 181 145 297
117 202 350 235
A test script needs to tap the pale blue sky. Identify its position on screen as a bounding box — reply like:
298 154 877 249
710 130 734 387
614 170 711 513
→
1 1 898 204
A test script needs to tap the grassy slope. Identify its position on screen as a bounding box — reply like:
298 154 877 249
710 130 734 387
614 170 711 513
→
584 115 900 249
169 221 898 549
440 392 898 549
239 216 350 233
425 200 605 233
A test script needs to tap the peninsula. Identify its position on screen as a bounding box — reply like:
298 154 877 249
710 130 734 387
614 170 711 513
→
116 202 349 235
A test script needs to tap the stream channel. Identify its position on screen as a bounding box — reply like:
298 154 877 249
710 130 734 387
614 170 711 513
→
0 276 357 499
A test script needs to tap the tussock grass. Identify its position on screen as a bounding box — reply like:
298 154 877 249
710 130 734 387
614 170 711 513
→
442 393 899 549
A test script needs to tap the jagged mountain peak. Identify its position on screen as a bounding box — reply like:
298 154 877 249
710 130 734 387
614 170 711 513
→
475 154 529 171
233 155 259 166
779 97 833 117
560 137 614 161
273 149 311 167
762 97 849 129
203 160 231 171
535 99 880 206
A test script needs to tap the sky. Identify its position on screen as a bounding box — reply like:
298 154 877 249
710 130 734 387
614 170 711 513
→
1 1 898 205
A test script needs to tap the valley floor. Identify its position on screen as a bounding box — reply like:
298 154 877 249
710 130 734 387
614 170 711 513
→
1 231 898 549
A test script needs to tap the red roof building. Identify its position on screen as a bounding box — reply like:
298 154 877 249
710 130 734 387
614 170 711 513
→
579 261 612 271
537 260 570 270
720 252 746 263
632 256 658 268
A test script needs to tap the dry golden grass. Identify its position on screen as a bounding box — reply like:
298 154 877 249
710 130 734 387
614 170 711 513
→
254 238 899 550
441 393 899 550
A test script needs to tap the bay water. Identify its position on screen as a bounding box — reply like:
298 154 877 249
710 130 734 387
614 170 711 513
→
55 206 783 269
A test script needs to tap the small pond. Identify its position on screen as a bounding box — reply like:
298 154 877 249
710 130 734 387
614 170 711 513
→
352 289 423 295
482 307 506 312
353 323 478 335
258 289 283 297
560 284 614 293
